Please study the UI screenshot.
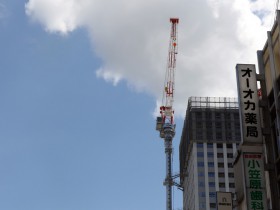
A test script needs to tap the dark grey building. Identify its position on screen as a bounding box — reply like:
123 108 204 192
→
179 97 241 210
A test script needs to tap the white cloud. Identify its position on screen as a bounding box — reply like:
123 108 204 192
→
25 0 275 117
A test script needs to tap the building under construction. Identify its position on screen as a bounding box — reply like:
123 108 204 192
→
179 97 241 210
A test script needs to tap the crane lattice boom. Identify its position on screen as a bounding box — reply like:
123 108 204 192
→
156 18 179 137
155 18 179 210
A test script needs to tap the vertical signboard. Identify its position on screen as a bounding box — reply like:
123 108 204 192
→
236 64 262 144
244 153 267 210
217 192 233 210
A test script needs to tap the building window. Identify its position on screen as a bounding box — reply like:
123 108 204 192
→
228 172 234 178
196 132 203 140
215 122 222 129
217 143 223 148
197 143 203 148
219 183 225 188
199 181 205 187
206 112 212 119
225 113 231 119
199 192 206 197
217 153 223 158
196 122 202 128
208 162 214 167
198 162 204 167
226 144 233 148
209 192 216 198
206 131 213 140
228 163 233 168
209 182 215 187
225 122 231 130
206 122 212 128
218 162 224 168
199 202 206 208
197 152 204 157
216 132 222 140
218 172 225 177
226 133 232 140
210 203 216 208
208 172 215 177
196 112 202 119
229 183 235 188
227 153 233 158
198 171 204 177
215 113 221 119
207 152 214 158
207 143 213 148
235 131 241 139
234 122 240 129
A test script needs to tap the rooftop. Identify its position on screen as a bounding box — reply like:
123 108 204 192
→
188 96 238 110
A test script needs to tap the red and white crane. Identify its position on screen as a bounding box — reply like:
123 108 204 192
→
156 18 179 210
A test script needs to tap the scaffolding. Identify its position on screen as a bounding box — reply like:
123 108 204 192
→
188 96 238 110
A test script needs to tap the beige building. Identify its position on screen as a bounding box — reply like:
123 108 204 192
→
253 9 280 210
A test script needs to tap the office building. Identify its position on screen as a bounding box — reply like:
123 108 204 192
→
179 97 241 210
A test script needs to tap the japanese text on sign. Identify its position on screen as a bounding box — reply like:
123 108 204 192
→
244 153 267 210
236 64 262 144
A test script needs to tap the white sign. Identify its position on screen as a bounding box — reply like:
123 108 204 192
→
243 153 267 210
236 64 262 144
217 192 233 210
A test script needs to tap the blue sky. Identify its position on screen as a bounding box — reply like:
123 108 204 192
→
0 0 275 210
0 1 183 210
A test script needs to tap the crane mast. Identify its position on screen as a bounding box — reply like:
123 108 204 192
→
156 18 179 210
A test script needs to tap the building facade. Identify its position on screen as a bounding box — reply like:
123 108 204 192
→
255 9 280 209
179 97 241 210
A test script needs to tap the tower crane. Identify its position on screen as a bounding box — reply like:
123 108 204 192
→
156 18 179 210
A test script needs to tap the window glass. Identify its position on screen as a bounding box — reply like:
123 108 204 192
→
199 181 205 187
215 122 222 128
198 162 204 167
209 182 215 187
218 162 224 168
208 172 215 177
228 173 234 178
227 153 233 158
210 203 216 208
199 202 206 208
208 162 214 167
207 152 214 158
218 172 225 177
217 153 223 158
206 122 212 128
216 132 222 140
219 183 225 188
229 183 235 188
215 113 221 119
199 192 205 197
198 171 204 177
209 192 216 198
197 152 204 157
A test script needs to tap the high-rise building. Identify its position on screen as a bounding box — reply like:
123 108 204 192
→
179 97 241 210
